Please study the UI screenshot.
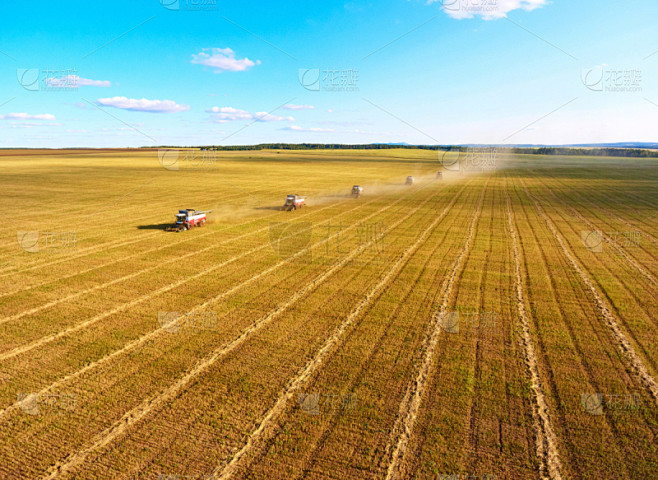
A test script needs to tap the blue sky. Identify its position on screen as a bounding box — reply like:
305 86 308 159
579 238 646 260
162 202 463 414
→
0 0 656 147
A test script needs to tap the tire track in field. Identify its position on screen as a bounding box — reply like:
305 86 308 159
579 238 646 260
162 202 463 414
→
383 178 488 480
2 185 440 420
504 185 564 480
533 177 657 288
41 182 451 480
519 179 658 405
464 180 494 472
211 182 468 480
0 197 354 326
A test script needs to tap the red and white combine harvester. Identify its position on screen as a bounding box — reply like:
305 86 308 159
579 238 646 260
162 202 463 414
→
282 194 306 211
166 209 211 232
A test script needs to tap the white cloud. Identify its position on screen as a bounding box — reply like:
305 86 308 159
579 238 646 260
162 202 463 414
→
191 48 261 72
206 106 294 123
44 75 111 88
282 104 315 111
96 97 190 113
281 125 335 133
432 0 548 20
0 113 56 120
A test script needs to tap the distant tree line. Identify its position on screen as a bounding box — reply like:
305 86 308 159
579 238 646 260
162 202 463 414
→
192 144 658 158
198 143 445 151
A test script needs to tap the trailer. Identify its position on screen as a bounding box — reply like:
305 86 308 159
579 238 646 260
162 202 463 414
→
406 176 415 185
351 185 363 198
166 209 211 232
282 195 306 211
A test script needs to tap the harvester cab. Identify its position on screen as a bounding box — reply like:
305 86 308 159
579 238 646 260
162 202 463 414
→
283 194 305 211
406 176 415 185
166 209 211 232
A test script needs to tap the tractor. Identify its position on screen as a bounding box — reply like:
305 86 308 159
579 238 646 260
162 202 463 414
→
406 176 415 185
351 185 363 198
282 194 306 211
166 209 211 232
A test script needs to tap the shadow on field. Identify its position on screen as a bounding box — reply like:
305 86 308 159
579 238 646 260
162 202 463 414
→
254 206 284 211
137 224 171 230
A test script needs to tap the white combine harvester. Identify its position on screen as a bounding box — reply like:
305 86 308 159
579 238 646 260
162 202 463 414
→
282 194 306 211
166 209 211 232
406 176 415 185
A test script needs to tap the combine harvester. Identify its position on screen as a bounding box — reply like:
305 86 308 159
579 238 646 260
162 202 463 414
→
406 176 415 185
282 194 306 211
436 171 443 179
351 185 363 198
166 209 211 232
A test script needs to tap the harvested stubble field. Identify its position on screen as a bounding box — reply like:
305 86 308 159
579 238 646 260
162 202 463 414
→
0 148 656 480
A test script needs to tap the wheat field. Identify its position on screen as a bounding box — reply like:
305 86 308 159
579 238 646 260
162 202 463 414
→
0 149 656 479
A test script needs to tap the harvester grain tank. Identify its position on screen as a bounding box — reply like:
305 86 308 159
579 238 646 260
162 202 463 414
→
166 209 211 232
283 194 306 211
351 185 363 198
406 176 415 185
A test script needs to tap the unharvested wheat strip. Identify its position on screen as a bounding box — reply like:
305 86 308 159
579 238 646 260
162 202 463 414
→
533 177 658 288
504 187 564 480
211 183 466 480
0 195 284 298
0 198 353 324
0 186 264 272
519 179 658 405
383 178 487 480
0 196 386 361
41 182 457 479
0 184 434 365
0 189 264 274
